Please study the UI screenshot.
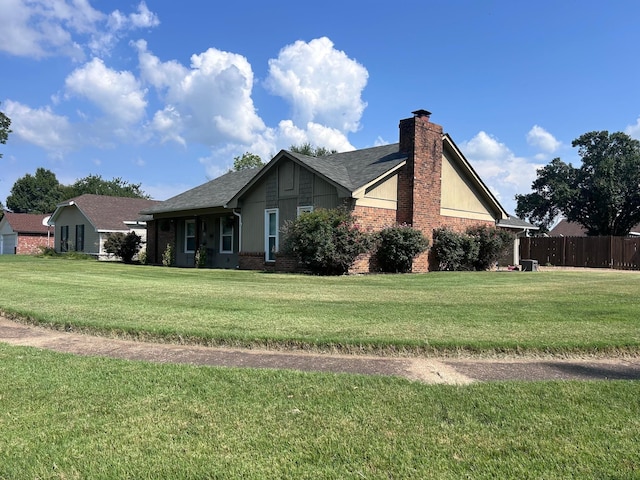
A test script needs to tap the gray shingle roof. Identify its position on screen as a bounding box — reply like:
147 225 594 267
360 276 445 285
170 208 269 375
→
286 143 407 191
498 215 540 230
142 168 259 215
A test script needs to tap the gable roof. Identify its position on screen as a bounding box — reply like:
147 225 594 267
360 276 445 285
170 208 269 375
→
49 194 161 232
0 212 52 234
141 168 259 215
226 144 409 208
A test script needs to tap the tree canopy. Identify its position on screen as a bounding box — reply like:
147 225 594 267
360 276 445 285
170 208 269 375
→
6 168 63 214
5 170 149 214
0 102 10 159
233 152 264 171
61 174 149 199
290 143 337 157
516 131 640 236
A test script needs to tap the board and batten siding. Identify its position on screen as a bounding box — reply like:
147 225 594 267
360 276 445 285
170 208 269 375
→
239 162 340 253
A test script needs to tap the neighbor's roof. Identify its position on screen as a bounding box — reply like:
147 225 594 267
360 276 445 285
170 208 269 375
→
49 194 161 232
0 212 52 234
497 215 540 230
141 168 259 215
549 219 640 236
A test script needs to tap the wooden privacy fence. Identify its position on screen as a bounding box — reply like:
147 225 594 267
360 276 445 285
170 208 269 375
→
520 236 640 270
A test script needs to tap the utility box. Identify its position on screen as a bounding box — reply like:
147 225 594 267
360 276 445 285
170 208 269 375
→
520 259 539 272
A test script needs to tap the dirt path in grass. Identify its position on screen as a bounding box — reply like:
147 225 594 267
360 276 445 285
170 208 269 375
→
1 316 639 384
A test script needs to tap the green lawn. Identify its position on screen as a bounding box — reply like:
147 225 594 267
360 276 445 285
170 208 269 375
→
1 255 639 354
0 343 638 479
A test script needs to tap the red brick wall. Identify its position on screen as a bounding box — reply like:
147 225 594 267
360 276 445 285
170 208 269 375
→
16 234 54 255
238 252 299 273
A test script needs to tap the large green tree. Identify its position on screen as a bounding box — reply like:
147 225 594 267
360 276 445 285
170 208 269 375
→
516 131 640 236
0 102 10 159
290 143 337 157
232 152 263 171
6 168 63 214
60 174 149 199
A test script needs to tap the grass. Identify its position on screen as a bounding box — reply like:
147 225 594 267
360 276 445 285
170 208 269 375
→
1 255 639 355
0 343 638 479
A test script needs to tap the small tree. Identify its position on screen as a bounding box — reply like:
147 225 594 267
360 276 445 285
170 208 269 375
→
104 232 142 264
375 225 429 273
162 242 174 267
0 102 11 159
282 208 371 275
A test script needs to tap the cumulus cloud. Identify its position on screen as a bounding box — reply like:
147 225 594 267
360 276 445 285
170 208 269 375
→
526 125 561 152
65 58 147 125
0 0 158 60
625 117 640 140
135 40 266 146
265 37 368 133
3 100 76 156
460 131 543 212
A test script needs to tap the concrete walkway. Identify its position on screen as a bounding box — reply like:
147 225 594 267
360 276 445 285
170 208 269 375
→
1 317 638 384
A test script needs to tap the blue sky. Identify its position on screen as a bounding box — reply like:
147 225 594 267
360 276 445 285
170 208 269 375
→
1 0 639 215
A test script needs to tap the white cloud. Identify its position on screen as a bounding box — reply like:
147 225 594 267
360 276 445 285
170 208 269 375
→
3 100 75 156
64 58 147 125
136 41 266 147
265 37 368 133
460 131 544 213
0 0 158 60
526 125 561 152
625 117 640 139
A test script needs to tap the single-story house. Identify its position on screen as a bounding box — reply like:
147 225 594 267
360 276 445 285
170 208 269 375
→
142 110 528 272
549 219 640 237
0 212 54 255
48 194 160 259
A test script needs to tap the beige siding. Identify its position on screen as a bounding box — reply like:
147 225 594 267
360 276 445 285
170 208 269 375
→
440 150 496 221
355 174 398 210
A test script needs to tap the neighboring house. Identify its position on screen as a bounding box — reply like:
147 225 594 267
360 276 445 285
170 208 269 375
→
48 194 160 259
143 110 526 272
0 212 54 255
549 219 640 237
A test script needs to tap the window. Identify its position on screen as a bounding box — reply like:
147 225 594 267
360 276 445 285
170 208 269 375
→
220 217 233 253
297 205 313 217
75 225 84 252
60 226 69 252
185 220 196 253
264 209 279 262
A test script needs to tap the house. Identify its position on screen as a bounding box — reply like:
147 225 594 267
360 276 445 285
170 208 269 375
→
549 219 640 237
48 194 160 259
143 110 521 272
0 212 54 255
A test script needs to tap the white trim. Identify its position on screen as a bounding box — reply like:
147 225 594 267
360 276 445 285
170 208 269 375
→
185 219 196 253
219 217 234 254
264 208 279 262
297 205 313 217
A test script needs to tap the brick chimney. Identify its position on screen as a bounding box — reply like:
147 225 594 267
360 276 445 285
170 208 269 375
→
397 110 444 270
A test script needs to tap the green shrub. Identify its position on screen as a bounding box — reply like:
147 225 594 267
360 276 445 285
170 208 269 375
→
162 243 174 267
375 225 429 273
38 246 58 257
104 232 142 264
432 228 478 271
138 249 147 265
467 225 513 271
432 226 513 271
282 207 371 275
